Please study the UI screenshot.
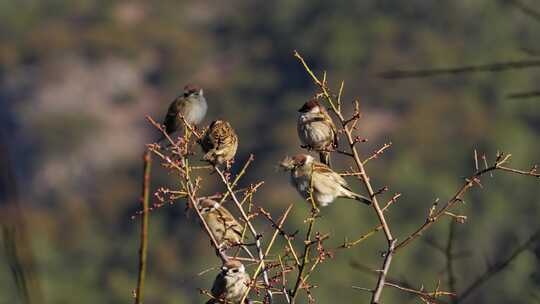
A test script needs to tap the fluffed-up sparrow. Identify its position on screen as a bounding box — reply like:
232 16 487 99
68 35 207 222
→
206 259 251 304
198 199 244 248
198 120 238 165
198 199 254 258
159 84 207 141
297 99 338 166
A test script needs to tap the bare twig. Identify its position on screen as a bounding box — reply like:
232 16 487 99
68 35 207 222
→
506 90 540 99
339 225 383 249
381 193 402 212
290 211 318 302
395 153 538 251
218 154 256 205
243 204 294 303
383 282 454 303
362 142 393 165
446 221 458 303
134 151 152 304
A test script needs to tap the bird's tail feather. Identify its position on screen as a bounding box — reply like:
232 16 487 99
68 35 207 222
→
349 191 372 205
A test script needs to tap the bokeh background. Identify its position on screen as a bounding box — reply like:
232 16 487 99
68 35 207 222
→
1 1 540 303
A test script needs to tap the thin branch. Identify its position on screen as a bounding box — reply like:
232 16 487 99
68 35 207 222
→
259 207 300 265
384 282 454 304
362 142 393 165
294 51 395 304
506 91 540 99
339 225 383 249
381 193 402 212
505 0 540 23
379 59 540 79
497 165 540 177
244 204 294 303
218 154 256 205
214 167 274 303
446 221 458 303
395 153 538 252
456 228 540 302
146 126 229 262
134 151 152 304
278 255 292 303
290 212 317 302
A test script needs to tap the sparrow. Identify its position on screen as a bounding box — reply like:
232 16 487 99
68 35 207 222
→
198 199 244 248
206 259 251 304
159 84 207 141
280 154 372 207
297 99 338 166
198 199 254 258
198 120 238 165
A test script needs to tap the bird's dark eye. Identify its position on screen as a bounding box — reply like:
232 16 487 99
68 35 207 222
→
232 269 239 273
183 92 189 97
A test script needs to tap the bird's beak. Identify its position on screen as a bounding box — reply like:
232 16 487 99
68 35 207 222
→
199 89 204 96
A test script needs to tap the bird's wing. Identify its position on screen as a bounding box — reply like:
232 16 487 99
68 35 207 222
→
321 110 339 148
310 161 345 191
312 161 349 187
217 207 243 238
163 97 185 133
311 162 335 175
312 170 341 195
210 273 227 300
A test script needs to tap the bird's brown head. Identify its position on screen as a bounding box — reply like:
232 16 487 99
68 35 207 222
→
222 259 245 274
292 154 310 166
198 199 219 213
298 99 321 113
279 154 312 171
183 83 203 97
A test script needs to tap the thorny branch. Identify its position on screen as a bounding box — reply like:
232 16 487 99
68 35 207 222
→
295 50 395 304
290 209 318 302
395 152 539 252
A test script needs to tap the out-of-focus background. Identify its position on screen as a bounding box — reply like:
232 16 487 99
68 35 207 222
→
1 1 540 303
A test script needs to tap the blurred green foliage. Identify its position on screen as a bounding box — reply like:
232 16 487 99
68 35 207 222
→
1 0 540 303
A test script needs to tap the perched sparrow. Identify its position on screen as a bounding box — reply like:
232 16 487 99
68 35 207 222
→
206 259 251 304
159 84 207 141
280 154 372 207
198 120 238 165
297 99 338 166
198 199 244 248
